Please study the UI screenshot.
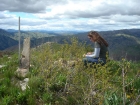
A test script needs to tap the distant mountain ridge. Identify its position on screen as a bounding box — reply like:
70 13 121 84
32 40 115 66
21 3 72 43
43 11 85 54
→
0 29 13 37
6 29 18 33
1 28 140 61
0 29 18 50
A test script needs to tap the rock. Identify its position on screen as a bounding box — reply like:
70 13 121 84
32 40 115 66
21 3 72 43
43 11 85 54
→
20 37 30 69
19 78 29 91
0 65 6 68
15 38 30 78
15 68 29 78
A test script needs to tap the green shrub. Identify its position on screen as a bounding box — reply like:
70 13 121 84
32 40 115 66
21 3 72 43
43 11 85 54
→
49 74 66 92
0 95 14 105
0 38 140 104
0 85 8 97
42 92 53 103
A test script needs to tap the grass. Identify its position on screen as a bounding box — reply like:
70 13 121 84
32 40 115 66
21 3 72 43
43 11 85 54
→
0 37 140 105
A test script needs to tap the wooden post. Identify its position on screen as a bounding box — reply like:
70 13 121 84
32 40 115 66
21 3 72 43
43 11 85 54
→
122 67 125 105
18 17 21 65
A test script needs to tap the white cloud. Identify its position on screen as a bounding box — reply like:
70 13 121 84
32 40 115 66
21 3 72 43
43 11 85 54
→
0 0 140 31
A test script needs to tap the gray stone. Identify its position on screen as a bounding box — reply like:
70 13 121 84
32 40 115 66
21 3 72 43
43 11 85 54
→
19 78 29 91
0 65 6 68
15 68 29 78
20 37 30 69
15 38 30 78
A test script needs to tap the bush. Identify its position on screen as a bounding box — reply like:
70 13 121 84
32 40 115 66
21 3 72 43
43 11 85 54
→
0 37 140 104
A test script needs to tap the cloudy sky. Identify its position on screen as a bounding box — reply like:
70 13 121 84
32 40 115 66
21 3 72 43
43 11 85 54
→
0 0 140 31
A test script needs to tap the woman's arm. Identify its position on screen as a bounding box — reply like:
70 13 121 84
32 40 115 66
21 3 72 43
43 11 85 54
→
85 48 100 58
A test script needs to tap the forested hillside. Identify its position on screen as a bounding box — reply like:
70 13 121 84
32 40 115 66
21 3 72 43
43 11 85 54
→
0 29 18 50
1 28 140 61
11 31 55 40
0 29 56 51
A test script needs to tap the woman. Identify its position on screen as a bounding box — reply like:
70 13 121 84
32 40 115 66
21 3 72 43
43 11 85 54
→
83 31 109 66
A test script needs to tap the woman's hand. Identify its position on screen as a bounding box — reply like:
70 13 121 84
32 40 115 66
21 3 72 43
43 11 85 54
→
86 52 92 55
83 52 92 57
83 54 86 57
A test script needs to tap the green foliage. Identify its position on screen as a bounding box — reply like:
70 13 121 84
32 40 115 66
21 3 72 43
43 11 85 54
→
0 85 8 98
104 92 121 105
16 91 28 104
0 95 14 105
49 74 66 92
0 37 140 105
28 76 45 94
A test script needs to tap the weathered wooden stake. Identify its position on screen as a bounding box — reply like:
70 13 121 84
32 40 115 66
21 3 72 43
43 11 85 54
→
18 17 21 65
